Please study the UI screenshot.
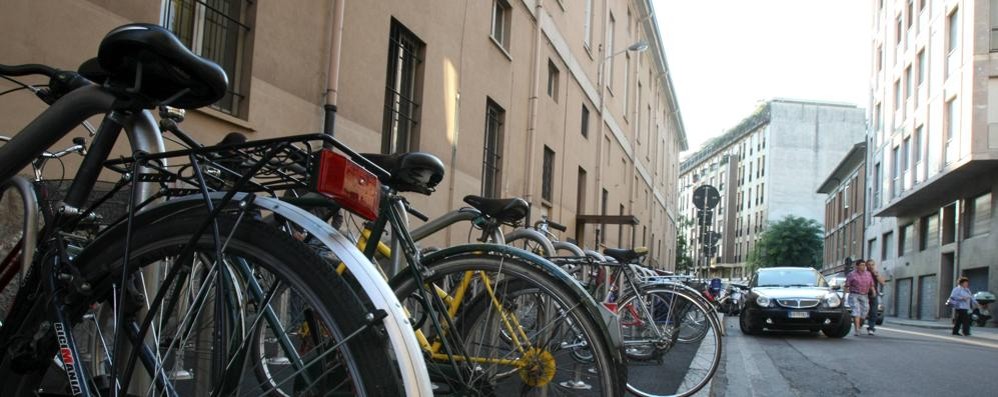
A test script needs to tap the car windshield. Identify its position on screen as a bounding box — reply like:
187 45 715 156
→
755 269 826 288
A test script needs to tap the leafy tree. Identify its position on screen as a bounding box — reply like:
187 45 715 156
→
675 232 694 274
747 215 823 271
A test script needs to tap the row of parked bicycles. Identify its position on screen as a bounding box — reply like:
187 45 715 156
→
0 24 722 396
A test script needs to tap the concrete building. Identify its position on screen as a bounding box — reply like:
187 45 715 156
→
817 142 867 273
678 99 866 278
866 0 998 322
0 0 688 269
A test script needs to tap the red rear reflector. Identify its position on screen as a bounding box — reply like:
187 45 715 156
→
314 149 381 221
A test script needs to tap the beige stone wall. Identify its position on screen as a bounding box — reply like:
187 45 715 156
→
0 0 685 269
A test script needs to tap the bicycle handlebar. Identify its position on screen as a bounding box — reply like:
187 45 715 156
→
0 63 58 77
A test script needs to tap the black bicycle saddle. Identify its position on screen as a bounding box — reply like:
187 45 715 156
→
94 23 228 109
603 247 649 263
361 152 445 195
462 195 529 224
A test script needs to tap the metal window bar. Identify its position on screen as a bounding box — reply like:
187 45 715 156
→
382 22 423 154
482 103 503 198
164 0 249 115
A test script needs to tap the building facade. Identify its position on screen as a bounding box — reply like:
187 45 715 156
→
678 99 866 278
866 0 998 321
817 142 867 273
0 0 688 269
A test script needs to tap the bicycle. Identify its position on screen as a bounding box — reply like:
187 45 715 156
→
0 23 409 396
286 180 627 394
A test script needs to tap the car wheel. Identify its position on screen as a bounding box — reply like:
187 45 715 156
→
739 312 760 335
822 318 851 338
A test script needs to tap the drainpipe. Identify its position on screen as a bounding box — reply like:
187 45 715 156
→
323 0 346 137
593 0 610 249
523 0 545 223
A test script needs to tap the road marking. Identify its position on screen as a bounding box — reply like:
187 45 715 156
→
878 327 998 350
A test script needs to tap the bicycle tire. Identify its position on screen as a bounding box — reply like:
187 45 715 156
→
0 211 403 396
617 286 722 397
390 249 626 396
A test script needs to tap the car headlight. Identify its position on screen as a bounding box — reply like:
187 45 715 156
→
823 293 841 308
756 295 771 307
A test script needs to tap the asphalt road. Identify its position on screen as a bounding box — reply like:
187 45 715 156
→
710 316 998 397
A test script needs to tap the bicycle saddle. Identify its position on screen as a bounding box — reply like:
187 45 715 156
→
462 195 528 224
360 152 444 195
603 247 648 263
94 23 228 109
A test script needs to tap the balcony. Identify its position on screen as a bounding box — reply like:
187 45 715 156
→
874 158 998 217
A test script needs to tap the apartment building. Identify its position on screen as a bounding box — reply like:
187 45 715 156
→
678 99 865 278
866 0 998 321
0 0 687 269
817 142 867 273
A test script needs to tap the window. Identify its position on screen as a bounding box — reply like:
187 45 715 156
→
948 7 960 54
967 193 992 237
904 66 912 99
381 19 425 154
542 146 555 202
759 183 764 204
920 213 939 250
577 167 587 215
874 103 882 131
917 49 926 84
580 105 590 138
881 231 894 261
945 98 956 164
914 125 923 165
491 0 512 49
547 60 560 101
607 14 615 91
906 0 914 28
163 0 250 116
891 146 902 198
583 0 593 49
902 137 911 174
894 80 901 112
896 16 903 46
482 99 505 198
600 188 608 243
900 223 914 256
618 204 625 245
876 44 883 71
873 162 882 208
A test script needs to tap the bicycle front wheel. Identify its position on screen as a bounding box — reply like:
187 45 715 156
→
391 248 625 396
0 211 403 396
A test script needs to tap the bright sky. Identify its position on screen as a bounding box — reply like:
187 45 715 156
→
653 0 871 154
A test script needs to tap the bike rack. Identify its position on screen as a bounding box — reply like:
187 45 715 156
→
0 176 39 278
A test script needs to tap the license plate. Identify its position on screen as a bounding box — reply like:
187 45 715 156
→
788 311 810 319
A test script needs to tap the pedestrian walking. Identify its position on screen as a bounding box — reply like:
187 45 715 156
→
866 260 886 333
844 260 876 336
949 277 975 336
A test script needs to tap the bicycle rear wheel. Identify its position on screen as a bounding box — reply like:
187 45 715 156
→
0 211 403 396
391 248 625 396
617 286 721 397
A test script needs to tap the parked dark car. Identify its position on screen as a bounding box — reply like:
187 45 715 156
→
739 267 852 338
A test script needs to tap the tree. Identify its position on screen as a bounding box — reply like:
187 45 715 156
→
675 232 694 274
747 215 823 271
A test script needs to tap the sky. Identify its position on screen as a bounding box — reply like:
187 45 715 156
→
653 0 871 154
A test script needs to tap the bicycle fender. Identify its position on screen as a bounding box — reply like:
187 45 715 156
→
88 193 433 396
551 240 585 256
394 243 626 383
502 228 556 257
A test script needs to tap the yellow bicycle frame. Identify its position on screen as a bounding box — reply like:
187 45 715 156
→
337 227 535 369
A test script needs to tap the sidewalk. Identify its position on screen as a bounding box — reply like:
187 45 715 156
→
882 316 998 340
